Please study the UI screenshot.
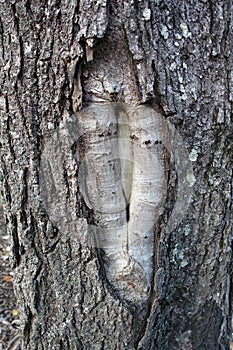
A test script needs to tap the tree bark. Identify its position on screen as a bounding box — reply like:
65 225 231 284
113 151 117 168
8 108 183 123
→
0 1 232 349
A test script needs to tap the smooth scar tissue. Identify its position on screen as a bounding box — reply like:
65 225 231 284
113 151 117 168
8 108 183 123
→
77 103 167 301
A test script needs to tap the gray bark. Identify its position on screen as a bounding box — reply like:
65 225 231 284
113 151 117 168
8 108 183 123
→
0 1 232 349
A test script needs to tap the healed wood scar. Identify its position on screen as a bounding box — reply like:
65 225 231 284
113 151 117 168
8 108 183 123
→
77 102 167 301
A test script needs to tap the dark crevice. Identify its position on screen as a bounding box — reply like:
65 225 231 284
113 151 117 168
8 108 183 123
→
17 35 24 82
25 0 33 17
59 339 64 350
12 214 21 267
20 243 25 255
22 167 28 207
6 114 16 162
71 140 77 159
63 165 70 199
71 56 84 112
23 306 33 347
0 15 4 58
71 0 80 43
126 203 130 222
20 210 28 230
11 3 19 33
151 59 163 108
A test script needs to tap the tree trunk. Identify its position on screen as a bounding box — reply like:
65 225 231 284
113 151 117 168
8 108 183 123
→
0 1 232 349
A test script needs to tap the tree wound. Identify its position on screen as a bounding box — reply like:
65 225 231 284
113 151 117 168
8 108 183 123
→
77 102 167 302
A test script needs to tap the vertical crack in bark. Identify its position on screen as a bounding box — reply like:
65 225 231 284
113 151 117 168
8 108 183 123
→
6 114 16 162
22 167 28 207
17 35 24 82
23 306 34 349
0 15 4 58
12 214 20 267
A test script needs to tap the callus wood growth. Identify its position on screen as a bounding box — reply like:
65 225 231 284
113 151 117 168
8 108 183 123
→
0 1 233 349
77 102 167 302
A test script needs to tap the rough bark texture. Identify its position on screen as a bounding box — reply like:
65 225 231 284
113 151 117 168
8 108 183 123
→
0 1 232 349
